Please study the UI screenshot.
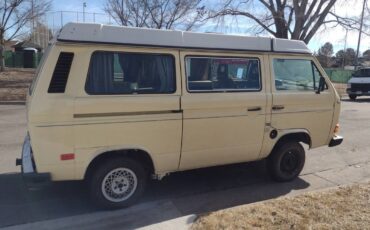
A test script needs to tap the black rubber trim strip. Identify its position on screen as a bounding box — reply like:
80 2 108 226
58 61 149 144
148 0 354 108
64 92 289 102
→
74 109 183 118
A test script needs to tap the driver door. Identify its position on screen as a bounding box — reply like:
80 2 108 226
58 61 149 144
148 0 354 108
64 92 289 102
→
270 55 335 148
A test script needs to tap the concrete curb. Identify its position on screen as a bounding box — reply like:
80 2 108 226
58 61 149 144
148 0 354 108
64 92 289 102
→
0 101 26 105
138 215 197 230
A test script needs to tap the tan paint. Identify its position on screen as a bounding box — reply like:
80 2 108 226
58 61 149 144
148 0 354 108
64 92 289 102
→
27 42 340 181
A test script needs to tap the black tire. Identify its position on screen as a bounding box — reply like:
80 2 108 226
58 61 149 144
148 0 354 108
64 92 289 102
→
89 158 147 209
349 95 357 100
267 141 305 182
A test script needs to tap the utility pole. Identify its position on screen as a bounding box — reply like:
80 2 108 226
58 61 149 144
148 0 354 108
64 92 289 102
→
83 2 87 22
355 0 367 69
61 11 64 27
342 28 348 69
32 0 35 43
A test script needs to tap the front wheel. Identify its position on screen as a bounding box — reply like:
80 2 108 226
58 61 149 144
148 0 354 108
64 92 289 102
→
349 94 357 100
267 141 305 182
89 158 147 209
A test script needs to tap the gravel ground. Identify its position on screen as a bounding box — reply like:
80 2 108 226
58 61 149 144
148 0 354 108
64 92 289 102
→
0 68 34 101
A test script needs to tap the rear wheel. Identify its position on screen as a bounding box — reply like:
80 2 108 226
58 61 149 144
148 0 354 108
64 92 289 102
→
349 95 357 100
89 158 147 209
267 141 305 182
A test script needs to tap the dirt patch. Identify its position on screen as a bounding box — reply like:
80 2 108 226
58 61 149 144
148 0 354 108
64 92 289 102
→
192 182 370 230
0 68 35 101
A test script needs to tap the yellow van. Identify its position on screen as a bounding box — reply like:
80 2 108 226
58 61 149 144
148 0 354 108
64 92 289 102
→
17 23 343 208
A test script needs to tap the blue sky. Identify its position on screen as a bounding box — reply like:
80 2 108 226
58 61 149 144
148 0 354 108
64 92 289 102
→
53 0 105 13
50 0 370 54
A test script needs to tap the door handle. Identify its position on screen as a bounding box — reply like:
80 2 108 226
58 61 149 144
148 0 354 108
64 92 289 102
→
272 105 285 110
247 106 262 111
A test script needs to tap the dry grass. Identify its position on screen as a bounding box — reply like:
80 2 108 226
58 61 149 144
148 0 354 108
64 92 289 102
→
192 182 370 230
0 68 34 101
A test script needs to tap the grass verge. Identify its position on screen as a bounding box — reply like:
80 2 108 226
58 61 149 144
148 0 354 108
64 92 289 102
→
192 182 370 230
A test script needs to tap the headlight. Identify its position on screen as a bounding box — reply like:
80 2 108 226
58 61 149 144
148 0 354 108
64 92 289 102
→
347 83 351 88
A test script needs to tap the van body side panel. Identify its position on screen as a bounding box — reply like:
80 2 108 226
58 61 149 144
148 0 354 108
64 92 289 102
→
315 60 341 145
27 45 77 180
259 54 274 159
71 46 183 179
72 96 182 178
178 51 267 170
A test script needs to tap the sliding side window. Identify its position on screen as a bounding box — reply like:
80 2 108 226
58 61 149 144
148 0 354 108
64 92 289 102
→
185 56 261 92
85 51 176 95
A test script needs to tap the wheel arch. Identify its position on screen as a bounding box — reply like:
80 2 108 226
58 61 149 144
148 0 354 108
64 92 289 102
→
269 130 312 157
84 148 155 180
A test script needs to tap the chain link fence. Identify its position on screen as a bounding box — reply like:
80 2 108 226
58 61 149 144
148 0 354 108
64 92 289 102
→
324 69 353 83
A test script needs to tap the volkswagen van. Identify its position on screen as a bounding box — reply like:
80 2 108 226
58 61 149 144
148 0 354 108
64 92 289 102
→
17 23 343 208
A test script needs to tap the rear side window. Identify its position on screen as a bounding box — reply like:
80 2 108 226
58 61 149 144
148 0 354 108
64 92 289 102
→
48 52 74 93
85 51 176 94
273 59 320 91
185 56 261 92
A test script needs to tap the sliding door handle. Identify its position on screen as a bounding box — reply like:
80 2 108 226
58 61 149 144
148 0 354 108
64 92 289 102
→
272 105 285 110
247 106 262 111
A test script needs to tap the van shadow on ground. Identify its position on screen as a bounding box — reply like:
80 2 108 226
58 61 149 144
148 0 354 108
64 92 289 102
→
0 160 309 228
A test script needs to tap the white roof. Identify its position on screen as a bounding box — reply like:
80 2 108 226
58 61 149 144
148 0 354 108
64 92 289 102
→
57 23 311 54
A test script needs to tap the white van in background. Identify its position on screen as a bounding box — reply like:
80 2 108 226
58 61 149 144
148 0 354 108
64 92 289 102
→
347 67 370 100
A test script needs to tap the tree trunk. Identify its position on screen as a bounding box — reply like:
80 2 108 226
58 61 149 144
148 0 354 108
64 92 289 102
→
0 30 5 72
273 10 289 39
0 45 4 72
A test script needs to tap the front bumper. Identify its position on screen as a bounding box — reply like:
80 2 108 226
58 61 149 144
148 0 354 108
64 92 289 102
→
16 134 51 188
346 88 370 96
329 135 343 147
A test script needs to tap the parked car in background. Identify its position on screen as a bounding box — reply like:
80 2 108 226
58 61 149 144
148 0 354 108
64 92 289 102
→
347 67 370 100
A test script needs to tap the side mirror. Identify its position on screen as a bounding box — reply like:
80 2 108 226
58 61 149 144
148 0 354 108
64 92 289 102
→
316 76 326 94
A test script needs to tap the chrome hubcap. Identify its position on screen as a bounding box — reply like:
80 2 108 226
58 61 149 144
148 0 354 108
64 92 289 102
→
101 168 137 202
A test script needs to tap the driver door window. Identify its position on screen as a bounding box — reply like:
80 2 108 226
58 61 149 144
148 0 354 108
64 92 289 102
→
273 59 324 92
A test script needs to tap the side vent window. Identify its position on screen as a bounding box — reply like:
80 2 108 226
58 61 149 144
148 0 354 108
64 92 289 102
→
48 52 74 93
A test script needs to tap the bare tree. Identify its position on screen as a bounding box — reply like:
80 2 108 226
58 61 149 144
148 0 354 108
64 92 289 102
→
104 0 206 30
144 0 206 30
364 49 370 60
210 0 362 44
0 0 51 71
104 0 150 27
316 42 334 67
336 48 356 66
22 21 53 49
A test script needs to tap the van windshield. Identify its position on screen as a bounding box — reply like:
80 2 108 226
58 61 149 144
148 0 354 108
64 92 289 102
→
29 44 52 95
352 69 370 78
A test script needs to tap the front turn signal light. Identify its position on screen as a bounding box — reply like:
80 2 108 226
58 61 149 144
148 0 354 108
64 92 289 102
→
334 124 340 135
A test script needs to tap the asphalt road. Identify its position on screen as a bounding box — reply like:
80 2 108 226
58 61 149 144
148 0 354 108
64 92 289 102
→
1 99 370 229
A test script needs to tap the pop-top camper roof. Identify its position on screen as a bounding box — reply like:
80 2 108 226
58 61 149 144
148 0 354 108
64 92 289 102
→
57 23 311 54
